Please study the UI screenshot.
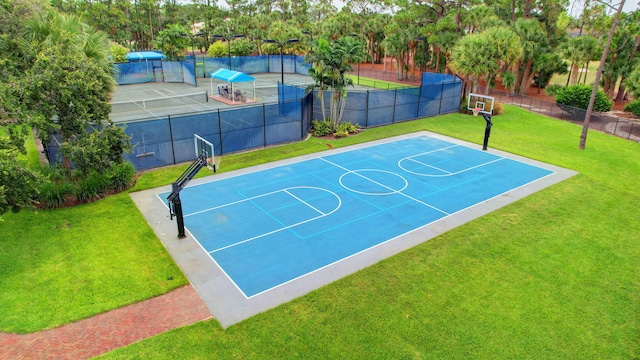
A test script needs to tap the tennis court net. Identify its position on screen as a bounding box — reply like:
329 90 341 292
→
111 91 209 113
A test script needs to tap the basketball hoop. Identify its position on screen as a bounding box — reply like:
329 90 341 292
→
472 108 482 116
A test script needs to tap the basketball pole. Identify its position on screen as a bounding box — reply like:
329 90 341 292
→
171 184 186 238
166 151 208 238
481 113 493 151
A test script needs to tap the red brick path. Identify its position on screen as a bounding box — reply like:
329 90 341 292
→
0 285 212 359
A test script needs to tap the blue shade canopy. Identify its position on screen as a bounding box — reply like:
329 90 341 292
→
210 69 255 83
126 52 166 61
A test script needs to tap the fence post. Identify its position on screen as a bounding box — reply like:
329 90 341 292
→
365 90 369 127
168 116 176 165
300 97 304 139
392 89 397 123
217 109 223 155
628 121 634 140
263 103 267 147
438 83 444 114
416 85 422 119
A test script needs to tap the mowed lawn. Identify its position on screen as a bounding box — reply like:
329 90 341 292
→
2 105 639 358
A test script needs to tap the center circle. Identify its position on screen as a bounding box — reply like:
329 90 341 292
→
339 169 408 196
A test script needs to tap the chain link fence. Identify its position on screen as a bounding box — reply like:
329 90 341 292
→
488 89 640 142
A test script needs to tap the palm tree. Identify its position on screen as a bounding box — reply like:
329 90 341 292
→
513 18 547 95
450 34 488 97
306 36 366 129
451 26 522 95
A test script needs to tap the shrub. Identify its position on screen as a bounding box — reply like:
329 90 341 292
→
545 84 563 97
207 41 228 57
75 171 110 202
492 102 504 115
459 97 469 113
38 181 75 208
336 121 360 134
76 179 98 202
555 84 613 112
334 130 349 138
230 38 256 56
623 100 640 117
109 162 135 191
312 119 333 137
109 43 129 63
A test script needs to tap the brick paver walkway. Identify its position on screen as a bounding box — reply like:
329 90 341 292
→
0 285 212 359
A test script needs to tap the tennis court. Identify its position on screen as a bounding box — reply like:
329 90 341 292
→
131 132 576 327
110 73 316 123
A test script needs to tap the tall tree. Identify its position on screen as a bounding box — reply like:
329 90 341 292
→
306 36 366 129
579 0 625 150
22 10 130 172
154 23 190 59
451 26 523 95
513 18 548 95
0 0 48 216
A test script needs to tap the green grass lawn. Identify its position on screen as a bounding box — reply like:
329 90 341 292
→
0 193 187 333
4 106 640 358
347 74 410 90
97 106 640 359
0 126 40 168
548 60 622 91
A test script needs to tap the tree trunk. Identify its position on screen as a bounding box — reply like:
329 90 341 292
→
580 0 625 150
615 77 626 102
566 60 574 86
409 41 416 76
570 63 579 85
583 60 590 84
369 31 375 63
524 0 532 17
434 47 441 73
395 55 405 80
444 53 451 74
519 59 533 95
484 73 492 94
603 76 614 98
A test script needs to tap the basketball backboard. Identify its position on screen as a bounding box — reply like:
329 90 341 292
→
467 93 495 115
194 134 215 171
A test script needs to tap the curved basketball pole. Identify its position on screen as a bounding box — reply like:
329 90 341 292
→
481 113 493 151
166 151 209 238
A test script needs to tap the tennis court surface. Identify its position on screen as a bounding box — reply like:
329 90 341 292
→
131 132 576 327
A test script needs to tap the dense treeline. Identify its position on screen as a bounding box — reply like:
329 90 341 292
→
0 0 134 216
50 0 639 99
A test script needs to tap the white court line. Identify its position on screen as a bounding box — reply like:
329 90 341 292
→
339 169 408 196
155 88 176 96
399 147 506 177
284 189 325 216
140 106 160 118
320 158 450 216
182 186 341 253
407 160 452 175
242 169 560 299
148 132 571 306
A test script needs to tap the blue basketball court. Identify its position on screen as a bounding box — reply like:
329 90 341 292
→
132 132 576 327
